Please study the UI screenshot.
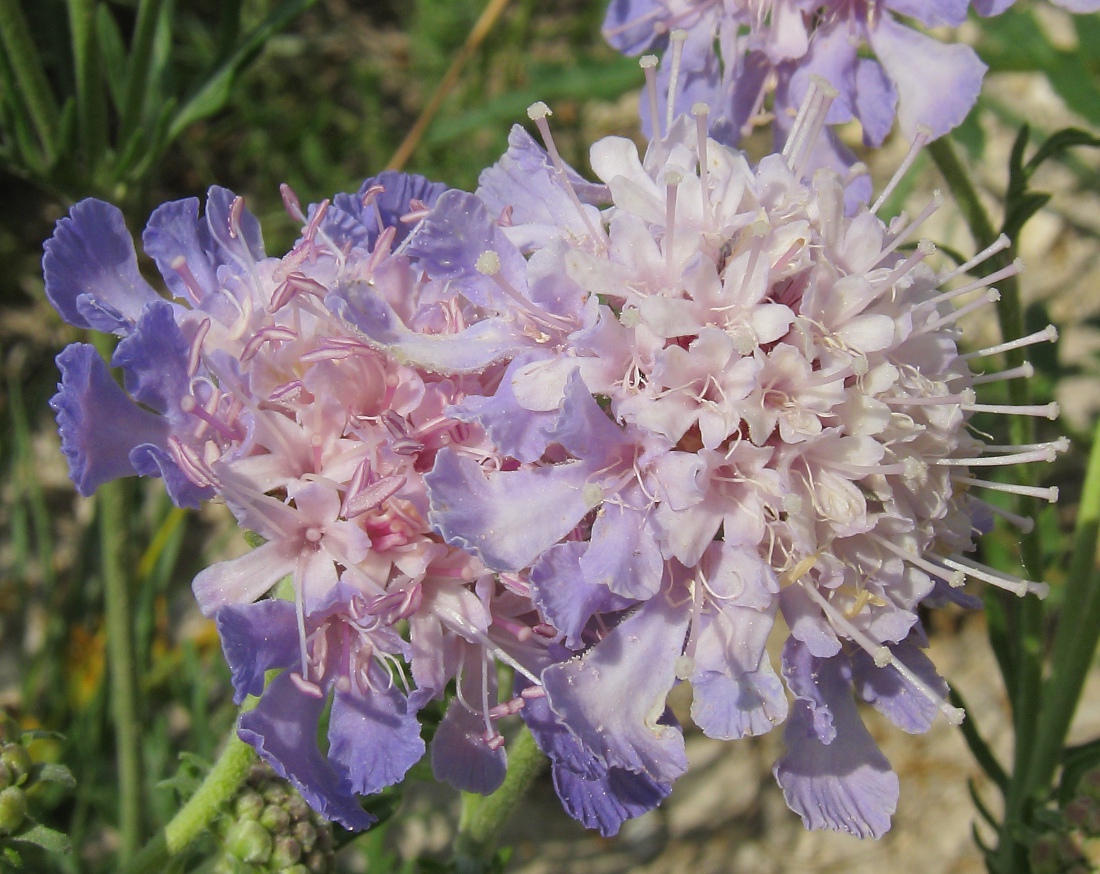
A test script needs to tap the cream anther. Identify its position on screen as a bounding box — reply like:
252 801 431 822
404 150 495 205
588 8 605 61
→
476 250 502 275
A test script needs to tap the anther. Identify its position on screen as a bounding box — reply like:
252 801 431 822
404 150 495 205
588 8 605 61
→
187 318 211 376
280 183 305 222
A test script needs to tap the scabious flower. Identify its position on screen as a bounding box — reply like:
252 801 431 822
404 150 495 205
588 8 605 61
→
602 0 1099 203
355 71 1066 837
44 172 558 829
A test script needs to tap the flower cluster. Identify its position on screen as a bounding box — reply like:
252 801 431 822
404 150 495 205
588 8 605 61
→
45 33 1063 846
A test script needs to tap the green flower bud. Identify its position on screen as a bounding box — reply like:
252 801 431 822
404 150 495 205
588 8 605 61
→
292 820 316 853
304 848 329 874
0 762 12 791
260 802 291 834
225 819 273 864
263 784 288 805
270 834 302 868
0 744 32 787
235 789 265 822
0 786 28 835
285 794 309 820
281 865 310 874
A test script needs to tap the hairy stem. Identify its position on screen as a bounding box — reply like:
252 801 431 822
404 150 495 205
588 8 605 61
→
453 726 545 873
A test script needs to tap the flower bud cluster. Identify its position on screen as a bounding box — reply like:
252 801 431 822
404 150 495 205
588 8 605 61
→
214 763 334 874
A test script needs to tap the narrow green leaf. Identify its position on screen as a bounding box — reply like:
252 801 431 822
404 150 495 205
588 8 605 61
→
215 0 244 64
0 0 61 159
1003 192 1051 243
1005 124 1030 203
1026 128 1100 175
968 779 1000 830
167 0 317 142
95 5 128 113
118 0 166 143
67 0 108 174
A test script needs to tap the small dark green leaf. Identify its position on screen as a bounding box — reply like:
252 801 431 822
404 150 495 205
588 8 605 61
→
28 763 75 790
7 822 71 855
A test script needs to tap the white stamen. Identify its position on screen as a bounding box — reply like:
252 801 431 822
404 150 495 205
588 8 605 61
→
942 554 1049 598
665 170 681 272
782 75 838 177
920 288 1000 334
867 191 945 270
961 325 1058 361
969 496 1036 534
641 55 661 139
693 103 710 221
961 401 1059 420
872 126 931 215
953 474 1059 503
923 259 1024 312
932 445 1060 467
665 30 689 135
940 234 1012 285
968 362 1034 385
527 102 608 250
800 579 965 725
871 534 966 588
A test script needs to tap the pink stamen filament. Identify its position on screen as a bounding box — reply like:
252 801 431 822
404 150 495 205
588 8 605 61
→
527 102 609 250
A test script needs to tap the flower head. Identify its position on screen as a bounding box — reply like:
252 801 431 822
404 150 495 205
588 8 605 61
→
401 74 1062 837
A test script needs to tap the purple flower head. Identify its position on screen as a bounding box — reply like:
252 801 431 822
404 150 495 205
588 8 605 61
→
405 73 1062 837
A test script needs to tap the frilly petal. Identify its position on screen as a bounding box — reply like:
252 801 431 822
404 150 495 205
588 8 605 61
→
774 647 899 839
328 669 425 795
215 601 300 703
866 14 986 140
520 679 671 837
44 199 160 333
50 344 170 496
542 590 691 784
425 447 593 572
238 673 376 831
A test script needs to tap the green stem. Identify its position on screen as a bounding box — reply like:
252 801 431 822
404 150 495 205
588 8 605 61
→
1026 417 1100 797
0 0 61 160
99 477 143 865
124 724 256 874
453 726 545 873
